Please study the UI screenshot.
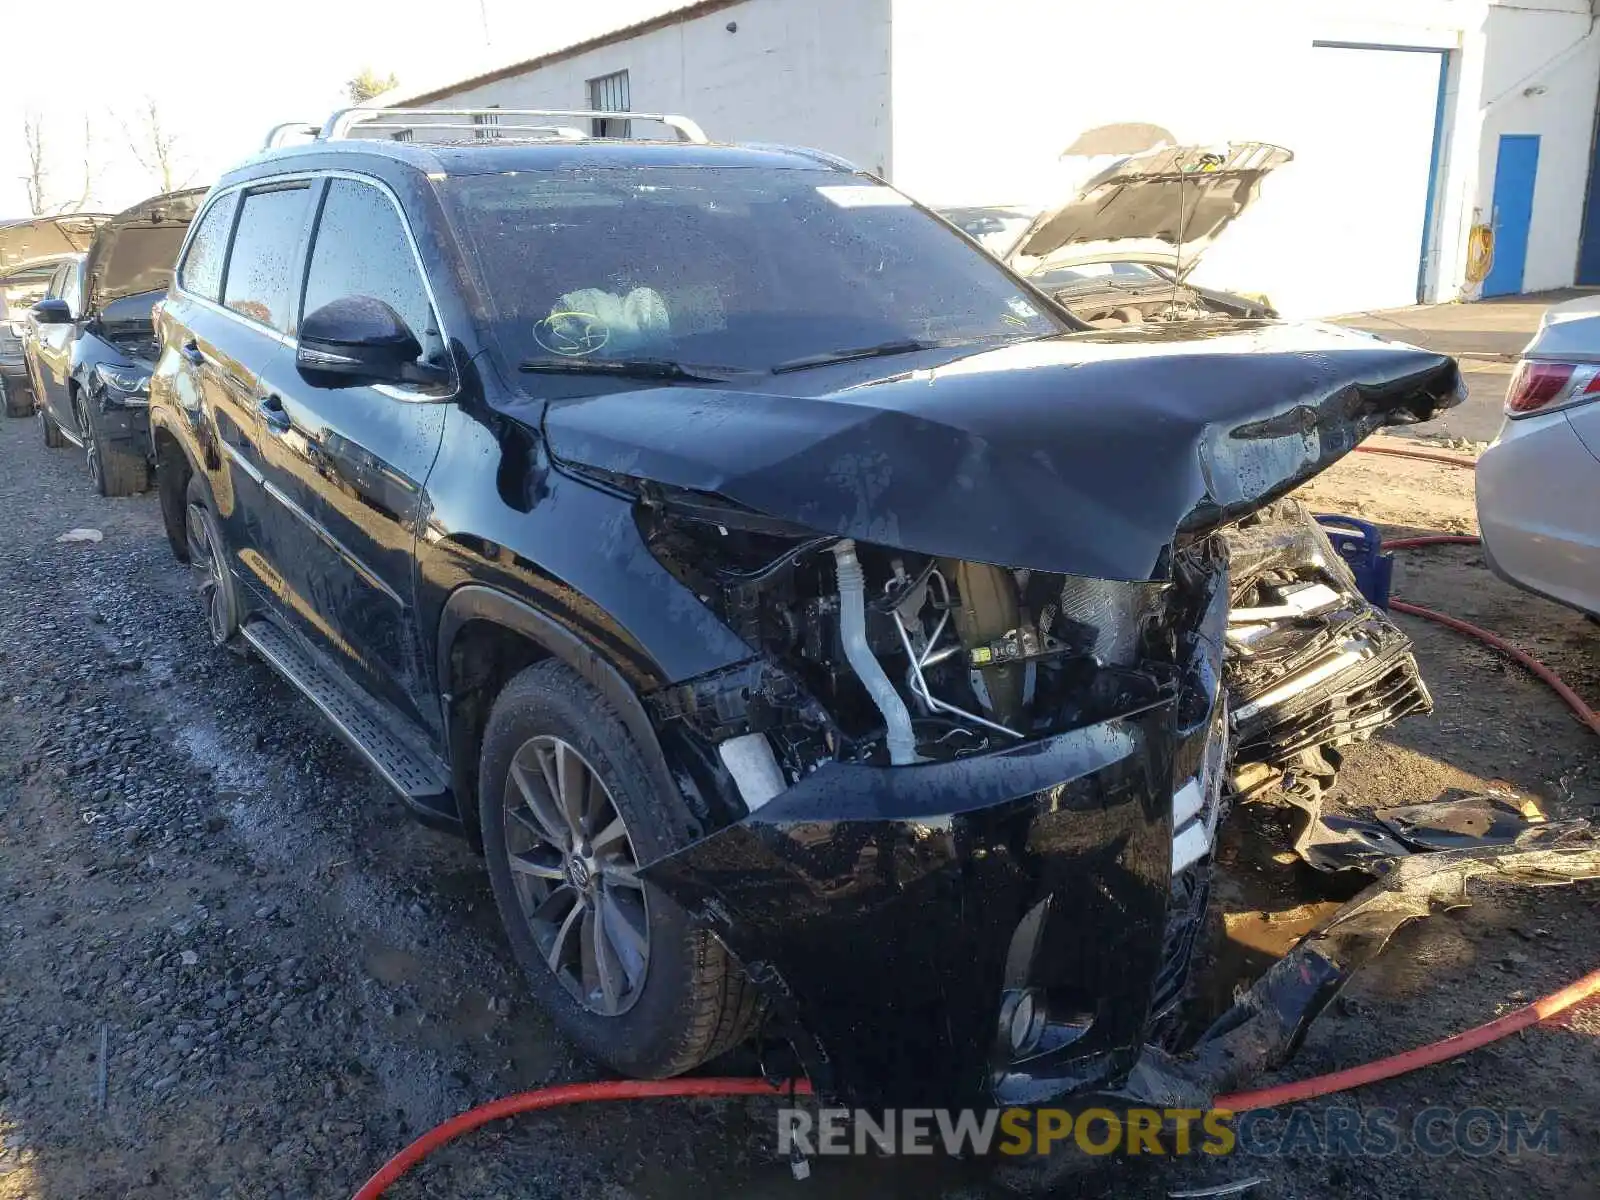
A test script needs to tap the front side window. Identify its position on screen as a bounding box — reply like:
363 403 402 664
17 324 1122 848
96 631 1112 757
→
439 167 1065 377
59 261 84 319
179 191 239 303
302 179 439 359
223 185 312 332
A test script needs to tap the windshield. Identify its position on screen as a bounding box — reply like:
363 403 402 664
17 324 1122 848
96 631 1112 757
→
439 167 1065 376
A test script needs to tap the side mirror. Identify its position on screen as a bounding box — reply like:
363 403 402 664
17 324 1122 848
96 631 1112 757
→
295 296 448 388
31 298 73 325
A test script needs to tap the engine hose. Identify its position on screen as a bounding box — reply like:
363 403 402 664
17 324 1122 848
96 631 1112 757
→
1216 965 1600 1112
352 1077 814 1199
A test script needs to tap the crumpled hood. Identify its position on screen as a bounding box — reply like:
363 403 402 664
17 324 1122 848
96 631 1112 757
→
1007 141 1292 279
540 321 1462 582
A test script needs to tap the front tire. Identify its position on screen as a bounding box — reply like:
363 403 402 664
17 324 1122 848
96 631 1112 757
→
75 389 149 497
480 660 759 1078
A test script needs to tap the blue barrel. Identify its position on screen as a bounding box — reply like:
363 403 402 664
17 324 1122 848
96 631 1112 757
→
1315 514 1394 609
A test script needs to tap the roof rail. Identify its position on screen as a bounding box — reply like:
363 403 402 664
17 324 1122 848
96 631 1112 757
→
320 107 709 143
262 122 322 150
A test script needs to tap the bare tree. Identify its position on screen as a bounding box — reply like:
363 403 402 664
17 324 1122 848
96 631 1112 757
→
120 98 186 193
68 116 96 213
346 68 399 105
21 112 47 216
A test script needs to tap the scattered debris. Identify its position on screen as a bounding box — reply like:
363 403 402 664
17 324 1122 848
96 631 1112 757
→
56 527 103 543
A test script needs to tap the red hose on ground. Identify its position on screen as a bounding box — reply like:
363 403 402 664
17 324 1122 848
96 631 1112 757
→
1216 966 1600 1112
1354 444 1479 469
1377 533 1600 736
352 1077 813 1199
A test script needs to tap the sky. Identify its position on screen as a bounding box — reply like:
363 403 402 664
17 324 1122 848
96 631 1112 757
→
0 0 678 219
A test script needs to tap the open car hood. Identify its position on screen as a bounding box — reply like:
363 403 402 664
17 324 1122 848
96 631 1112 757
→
84 188 204 309
0 213 113 275
540 321 1461 583
1005 142 1292 280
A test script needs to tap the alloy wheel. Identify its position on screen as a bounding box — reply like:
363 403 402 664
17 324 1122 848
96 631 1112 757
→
184 501 231 646
502 735 650 1016
75 396 99 487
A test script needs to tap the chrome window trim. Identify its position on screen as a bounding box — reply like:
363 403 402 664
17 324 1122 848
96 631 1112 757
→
172 168 457 404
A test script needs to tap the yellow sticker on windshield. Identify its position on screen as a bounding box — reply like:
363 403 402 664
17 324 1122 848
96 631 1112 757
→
533 311 610 357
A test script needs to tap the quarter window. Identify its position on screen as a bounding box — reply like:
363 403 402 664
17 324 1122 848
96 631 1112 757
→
223 185 312 333
179 191 239 303
302 179 438 358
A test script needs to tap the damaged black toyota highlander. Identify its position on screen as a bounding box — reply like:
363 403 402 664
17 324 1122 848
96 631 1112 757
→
149 115 1463 1120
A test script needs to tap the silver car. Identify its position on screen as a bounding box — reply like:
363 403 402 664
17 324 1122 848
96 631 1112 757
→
1477 296 1600 617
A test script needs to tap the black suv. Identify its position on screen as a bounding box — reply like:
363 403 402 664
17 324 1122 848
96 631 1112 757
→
27 190 201 494
149 109 1461 1114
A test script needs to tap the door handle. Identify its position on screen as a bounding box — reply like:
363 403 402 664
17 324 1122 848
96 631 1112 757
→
258 394 291 434
180 340 205 366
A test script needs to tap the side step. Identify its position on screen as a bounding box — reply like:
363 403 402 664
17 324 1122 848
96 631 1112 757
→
240 619 453 807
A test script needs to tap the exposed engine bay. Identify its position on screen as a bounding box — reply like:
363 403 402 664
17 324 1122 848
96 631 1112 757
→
639 494 1415 836
1039 273 1273 329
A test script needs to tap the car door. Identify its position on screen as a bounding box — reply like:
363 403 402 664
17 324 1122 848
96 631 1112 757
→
33 259 82 429
250 175 450 736
188 182 321 622
22 262 67 405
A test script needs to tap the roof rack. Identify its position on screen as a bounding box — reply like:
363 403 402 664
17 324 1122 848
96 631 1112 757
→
318 107 709 144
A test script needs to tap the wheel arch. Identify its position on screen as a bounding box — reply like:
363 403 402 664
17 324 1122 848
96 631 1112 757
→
436 585 682 849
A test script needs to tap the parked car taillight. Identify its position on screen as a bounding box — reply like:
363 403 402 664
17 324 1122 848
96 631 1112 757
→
1505 360 1600 417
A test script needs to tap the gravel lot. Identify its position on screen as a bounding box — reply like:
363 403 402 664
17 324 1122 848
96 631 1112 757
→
1 412 1597 1200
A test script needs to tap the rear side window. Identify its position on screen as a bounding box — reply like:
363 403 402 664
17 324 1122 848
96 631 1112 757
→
223 185 312 333
302 179 438 355
180 191 239 303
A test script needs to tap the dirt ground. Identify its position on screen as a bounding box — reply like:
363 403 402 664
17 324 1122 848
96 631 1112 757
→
1 413 1597 1200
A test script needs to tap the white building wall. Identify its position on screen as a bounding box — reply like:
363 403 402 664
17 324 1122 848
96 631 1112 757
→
1472 0 1600 294
889 0 1600 308
414 0 894 177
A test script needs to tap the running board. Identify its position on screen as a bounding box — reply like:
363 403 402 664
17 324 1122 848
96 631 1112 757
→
240 619 452 805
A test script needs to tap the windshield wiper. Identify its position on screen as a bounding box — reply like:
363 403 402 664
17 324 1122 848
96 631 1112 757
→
771 338 942 375
517 357 729 383
770 337 984 375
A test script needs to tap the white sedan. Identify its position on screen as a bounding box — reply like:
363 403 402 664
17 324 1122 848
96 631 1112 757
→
1476 295 1600 617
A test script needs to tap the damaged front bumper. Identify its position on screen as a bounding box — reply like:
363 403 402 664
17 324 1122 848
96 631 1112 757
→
644 567 1232 1111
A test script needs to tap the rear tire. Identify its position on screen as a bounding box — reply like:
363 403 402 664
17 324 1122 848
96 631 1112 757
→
75 389 149 497
480 660 759 1078
184 474 240 648
39 404 67 449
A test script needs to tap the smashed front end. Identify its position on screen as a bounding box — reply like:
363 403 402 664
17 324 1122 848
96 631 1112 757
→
1223 500 1433 811
540 321 1465 1111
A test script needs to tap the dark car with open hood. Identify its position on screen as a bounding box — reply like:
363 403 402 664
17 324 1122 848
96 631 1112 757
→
24 189 202 494
146 109 1463 1136
0 213 111 417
